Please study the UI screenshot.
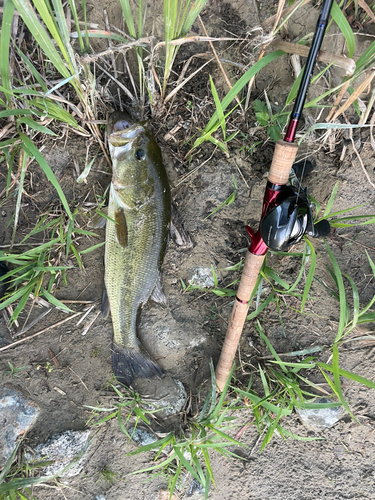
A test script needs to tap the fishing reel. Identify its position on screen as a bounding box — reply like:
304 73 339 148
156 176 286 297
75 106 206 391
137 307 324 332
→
259 163 331 252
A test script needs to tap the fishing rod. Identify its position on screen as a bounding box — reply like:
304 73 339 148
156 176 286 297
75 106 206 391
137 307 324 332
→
215 0 334 392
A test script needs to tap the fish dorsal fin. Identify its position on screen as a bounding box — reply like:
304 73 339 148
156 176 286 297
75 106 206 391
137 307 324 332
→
115 208 128 248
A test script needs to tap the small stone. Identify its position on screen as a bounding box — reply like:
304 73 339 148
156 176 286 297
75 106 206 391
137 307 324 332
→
132 377 187 419
187 477 205 497
28 429 91 477
0 385 40 467
130 428 159 447
92 496 106 500
189 268 215 288
296 397 344 430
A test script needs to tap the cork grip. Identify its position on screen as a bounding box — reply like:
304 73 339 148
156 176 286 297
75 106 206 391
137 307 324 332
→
268 141 298 185
215 252 265 392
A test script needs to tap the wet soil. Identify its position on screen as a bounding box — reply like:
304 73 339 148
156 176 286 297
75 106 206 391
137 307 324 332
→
1 0 375 499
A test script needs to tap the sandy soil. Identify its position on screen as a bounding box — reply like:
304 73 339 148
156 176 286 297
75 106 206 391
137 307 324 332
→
1 1 375 499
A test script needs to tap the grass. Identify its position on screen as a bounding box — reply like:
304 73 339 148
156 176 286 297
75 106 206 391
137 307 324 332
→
0 437 91 500
0 209 102 323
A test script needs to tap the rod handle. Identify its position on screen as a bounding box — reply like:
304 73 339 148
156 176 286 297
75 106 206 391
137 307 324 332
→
268 141 299 185
215 252 265 392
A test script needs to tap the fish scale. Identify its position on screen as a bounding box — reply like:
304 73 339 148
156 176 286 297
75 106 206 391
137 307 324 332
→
104 112 171 387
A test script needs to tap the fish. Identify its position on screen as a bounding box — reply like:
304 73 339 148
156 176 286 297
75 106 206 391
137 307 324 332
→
105 112 171 387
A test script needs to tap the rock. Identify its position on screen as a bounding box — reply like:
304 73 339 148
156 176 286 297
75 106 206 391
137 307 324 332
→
189 268 215 288
132 377 187 419
186 477 205 497
28 429 91 477
0 385 40 467
296 397 344 430
92 496 106 500
130 427 160 447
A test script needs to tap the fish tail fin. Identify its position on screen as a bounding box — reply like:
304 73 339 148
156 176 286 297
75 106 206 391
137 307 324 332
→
112 344 164 387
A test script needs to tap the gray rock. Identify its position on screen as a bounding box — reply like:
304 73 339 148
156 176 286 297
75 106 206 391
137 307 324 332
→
28 429 91 477
130 427 160 447
187 477 205 497
296 397 344 430
0 385 40 467
132 377 187 419
92 496 106 500
189 268 215 288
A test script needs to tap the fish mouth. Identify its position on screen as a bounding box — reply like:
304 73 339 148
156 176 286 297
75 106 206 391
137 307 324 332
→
108 112 144 147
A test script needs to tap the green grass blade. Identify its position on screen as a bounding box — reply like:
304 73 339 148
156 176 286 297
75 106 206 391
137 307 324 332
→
80 242 105 254
209 76 225 139
50 0 78 71
256 320 288 373
127 433 174 455
246 290 275 321
201 51 284 137
324 240 347 342
120 0 136 37
17 117 56 135
332 344 355 419
0 285 34 311
181 0 208 36
20 133 72 219
331 1 355 58
261 403 285 451
323 181 339 217
173 446 201 484
10 282 35 324
0 109 36 119
67 0 85 54
300 237 316 312
318 361 375 390
262 267 290 291
356 40 375 70
14 45 48 91
29 98 81 128
11 0 71 80
343 273 359 331
42 288 74 312
0 0 16 102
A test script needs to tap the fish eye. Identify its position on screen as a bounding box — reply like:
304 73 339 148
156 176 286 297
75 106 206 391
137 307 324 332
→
135 149 146 161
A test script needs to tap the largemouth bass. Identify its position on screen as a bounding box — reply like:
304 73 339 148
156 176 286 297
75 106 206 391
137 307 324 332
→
105 112 171 387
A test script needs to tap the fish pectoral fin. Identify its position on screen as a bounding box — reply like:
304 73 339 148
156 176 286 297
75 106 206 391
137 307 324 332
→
88 207 108 228
170 204 193 250
115 208 128 248
101 287 111 319
150 276 167 307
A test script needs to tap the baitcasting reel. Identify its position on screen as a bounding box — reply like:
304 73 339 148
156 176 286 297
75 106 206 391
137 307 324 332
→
259 162 331 252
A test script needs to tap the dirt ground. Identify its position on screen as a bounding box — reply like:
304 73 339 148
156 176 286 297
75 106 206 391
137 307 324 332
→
1 0 375 499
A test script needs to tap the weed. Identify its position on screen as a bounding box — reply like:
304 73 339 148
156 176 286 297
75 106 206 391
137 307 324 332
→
85 384 159 437
253 98 288 141
0 437 91 499
238 134 262 156
3 362 30 377
98 466 118 485
128 362 245 499
36 361 54 374
204 175 238 220
0 210 101 323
